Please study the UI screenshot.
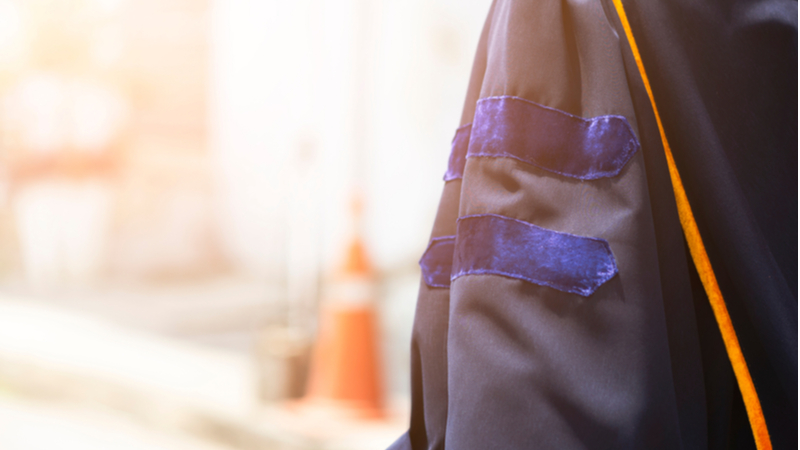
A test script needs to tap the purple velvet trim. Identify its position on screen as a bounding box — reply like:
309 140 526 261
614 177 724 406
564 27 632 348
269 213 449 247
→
419 235 456 288
452 214 617 297
467 96 639 180
443 123 472 181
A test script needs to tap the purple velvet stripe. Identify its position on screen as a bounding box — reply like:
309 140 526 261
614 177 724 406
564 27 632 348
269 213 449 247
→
443 123 472 181
452 214 617 297
467 96 639 180
419 235 456 288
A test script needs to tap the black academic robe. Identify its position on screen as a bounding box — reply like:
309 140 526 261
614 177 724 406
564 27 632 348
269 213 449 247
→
389 0 797 449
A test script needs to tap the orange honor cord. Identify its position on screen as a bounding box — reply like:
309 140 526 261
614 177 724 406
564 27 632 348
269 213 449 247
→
610 1 772 448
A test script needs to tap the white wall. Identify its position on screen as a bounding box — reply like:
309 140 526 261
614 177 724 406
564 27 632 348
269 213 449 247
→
210 0 490 394
211 0 489 278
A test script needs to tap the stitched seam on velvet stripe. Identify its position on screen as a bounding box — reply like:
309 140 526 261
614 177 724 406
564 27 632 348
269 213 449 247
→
479 95 633 124
466 151 633 180
476 95 639 138
419 235 456 288
466 95 640 180
451 214 618 297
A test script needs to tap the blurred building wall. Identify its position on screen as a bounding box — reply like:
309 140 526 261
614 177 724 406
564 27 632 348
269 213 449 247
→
0 0 222 284
111 0 220 280
0 0 491 399
0 0 491 286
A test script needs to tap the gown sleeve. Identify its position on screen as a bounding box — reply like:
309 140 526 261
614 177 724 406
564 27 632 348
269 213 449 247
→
391 0 708 448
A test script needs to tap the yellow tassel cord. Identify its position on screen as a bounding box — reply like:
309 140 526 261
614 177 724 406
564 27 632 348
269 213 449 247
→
610 1 772 448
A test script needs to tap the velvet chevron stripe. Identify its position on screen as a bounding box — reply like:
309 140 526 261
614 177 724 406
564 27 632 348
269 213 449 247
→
419 235 456 288
467 96 640 180
443 123 472 181
452 214 617 297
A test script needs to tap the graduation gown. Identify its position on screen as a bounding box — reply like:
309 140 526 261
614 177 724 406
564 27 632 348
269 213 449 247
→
389 0 797 448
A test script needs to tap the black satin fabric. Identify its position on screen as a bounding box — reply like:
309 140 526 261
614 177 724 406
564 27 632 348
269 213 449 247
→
390 0 795 448
609 1 797 448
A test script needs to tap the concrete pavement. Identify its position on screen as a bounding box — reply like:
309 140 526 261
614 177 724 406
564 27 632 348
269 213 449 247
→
0 295 406 450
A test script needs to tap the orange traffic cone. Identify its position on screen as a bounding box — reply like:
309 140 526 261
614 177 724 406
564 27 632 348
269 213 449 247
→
303 202 384 419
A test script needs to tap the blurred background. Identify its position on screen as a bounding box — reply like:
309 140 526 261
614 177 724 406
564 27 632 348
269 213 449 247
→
0 0 489 448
